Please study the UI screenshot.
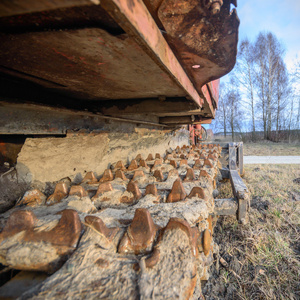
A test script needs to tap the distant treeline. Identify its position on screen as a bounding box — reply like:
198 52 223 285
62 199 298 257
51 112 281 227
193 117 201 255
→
215 130 300 143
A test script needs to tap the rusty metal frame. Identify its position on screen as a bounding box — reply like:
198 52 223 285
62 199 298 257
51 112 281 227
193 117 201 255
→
206 142 249 223
0 102 167 135
201 84 215 118
100 0 204 110
228 142 249 223
159 115 212 125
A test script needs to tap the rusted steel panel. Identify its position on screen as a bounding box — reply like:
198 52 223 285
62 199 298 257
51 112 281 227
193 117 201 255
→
207 79 220 107
0 0 239 126
101 98 199 116
0 0 93 17
0 5 121 34
0 102 166 135
159 116 212 125
201 84 215 117
199 79 220 118
99 0 203 108
0 28 186 101
155 0 239 91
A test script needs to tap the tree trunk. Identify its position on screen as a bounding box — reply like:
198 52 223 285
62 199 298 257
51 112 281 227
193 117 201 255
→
288 98 294 143
231 101 234 142
250 77 256 141
276 93 280 142
223 102 226 137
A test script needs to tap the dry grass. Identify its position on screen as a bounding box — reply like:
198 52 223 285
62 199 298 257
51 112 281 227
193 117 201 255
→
205 165 300 300
243 141 300 156
217 179 233 199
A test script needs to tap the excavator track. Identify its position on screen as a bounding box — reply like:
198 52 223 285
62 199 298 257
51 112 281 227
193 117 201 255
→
0 143 226 299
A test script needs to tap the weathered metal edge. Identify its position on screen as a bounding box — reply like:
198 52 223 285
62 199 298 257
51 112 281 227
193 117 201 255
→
99 0 205 112
0 101 167 135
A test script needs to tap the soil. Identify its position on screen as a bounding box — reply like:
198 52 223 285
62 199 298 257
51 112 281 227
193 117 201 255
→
203 164 300 300
202 216 244 300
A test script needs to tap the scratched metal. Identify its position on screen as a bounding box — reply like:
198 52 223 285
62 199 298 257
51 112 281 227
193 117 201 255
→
0 28 186 101
0 0 238 122
153 0 239 93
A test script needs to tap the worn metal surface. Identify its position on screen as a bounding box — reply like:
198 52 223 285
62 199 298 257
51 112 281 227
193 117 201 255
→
155 0 239 93
228 142 249 223
0 102 167 135
159 116 212 125
214 198 238 216
0 0 239 129
201 84 216 118
0 28 186 101
207 80 220 108
99 0 203 108
100 98 199 116
237 142 244 176
0 0 205 110
0 0 93 17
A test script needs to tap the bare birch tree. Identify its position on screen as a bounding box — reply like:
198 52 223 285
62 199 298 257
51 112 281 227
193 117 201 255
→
235 38 256 139
211 82 229 136
213 32 293 142
254 32 285 140
274 58 290 140
227 77 243 142
212 78 243 141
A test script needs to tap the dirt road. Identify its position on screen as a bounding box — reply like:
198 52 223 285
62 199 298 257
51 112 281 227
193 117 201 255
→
244 156 300 164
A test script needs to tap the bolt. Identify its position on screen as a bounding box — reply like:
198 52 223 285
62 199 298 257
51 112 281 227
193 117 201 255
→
211 2 221 14
166 178 187 203
204 0 223 15
203 229 212 256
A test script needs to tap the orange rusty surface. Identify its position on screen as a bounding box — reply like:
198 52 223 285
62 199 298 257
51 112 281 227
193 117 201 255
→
0 142 7 158
0 209 82 249
85 215 120 241
0 0 236 127
145 183 158 196
208 79 220 107
101 0 203 108
156 0 239 97
166 178 187 203
201 84 215 117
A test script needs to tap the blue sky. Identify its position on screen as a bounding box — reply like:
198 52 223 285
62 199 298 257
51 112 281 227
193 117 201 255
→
234 0 300 71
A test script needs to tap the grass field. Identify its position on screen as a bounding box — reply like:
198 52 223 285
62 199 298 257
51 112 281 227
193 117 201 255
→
205 165 300 299
243 141 300 156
